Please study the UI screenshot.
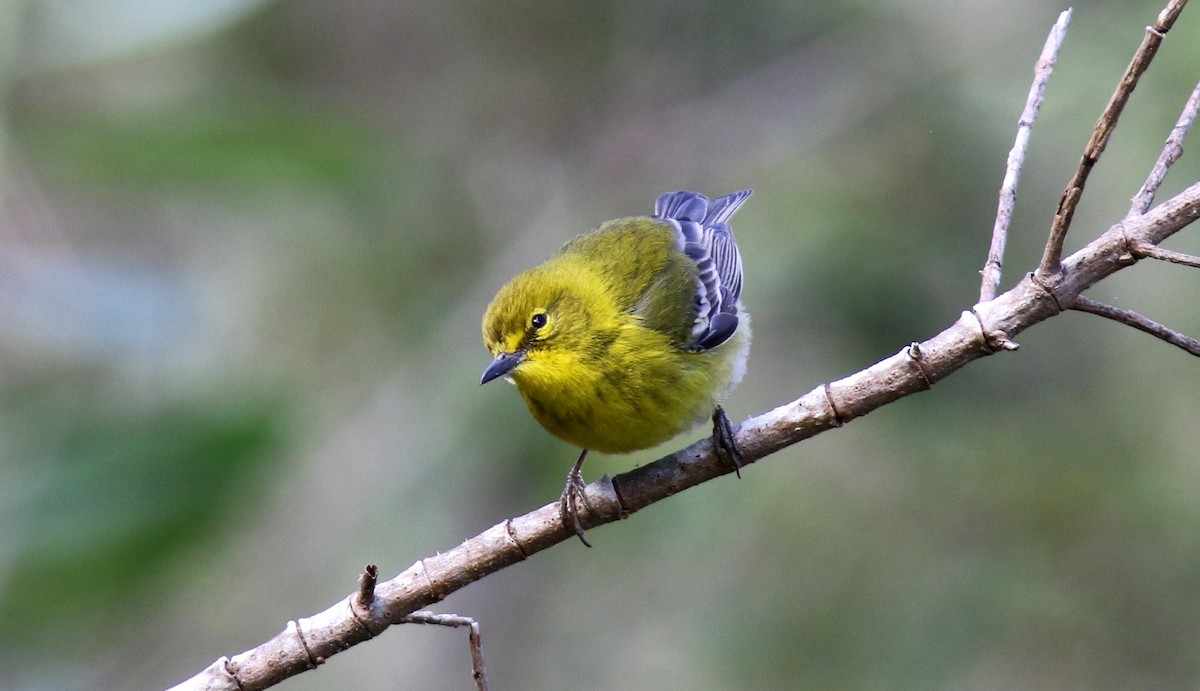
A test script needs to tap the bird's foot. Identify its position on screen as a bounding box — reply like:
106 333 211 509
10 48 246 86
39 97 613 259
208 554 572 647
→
558 449 594 547
712 406 743 478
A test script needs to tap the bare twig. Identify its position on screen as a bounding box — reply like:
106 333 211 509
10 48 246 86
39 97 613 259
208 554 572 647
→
981 8 1072 302
1071 295 1200 355
1038 0 1189 276
1157 0 1191 31
401 612 489 691
1130 242 1200 267
1129 79 1200 216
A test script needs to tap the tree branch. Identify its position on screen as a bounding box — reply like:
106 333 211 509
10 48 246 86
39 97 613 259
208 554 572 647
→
981 8 1071 302
1038 0 1189 276
1129 242 1200 267
399 612 489 691
1070 295 1200 356
1129 79 1200 216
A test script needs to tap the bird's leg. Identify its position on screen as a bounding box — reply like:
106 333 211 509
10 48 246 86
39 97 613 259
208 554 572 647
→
711 406 743 478
559 448 594 547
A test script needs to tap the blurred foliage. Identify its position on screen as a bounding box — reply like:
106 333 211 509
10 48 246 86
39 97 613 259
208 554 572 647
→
0 391 282 645
0 0 1198 689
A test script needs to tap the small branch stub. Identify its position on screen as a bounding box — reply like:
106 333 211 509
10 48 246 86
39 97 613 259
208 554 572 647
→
357 564 378 609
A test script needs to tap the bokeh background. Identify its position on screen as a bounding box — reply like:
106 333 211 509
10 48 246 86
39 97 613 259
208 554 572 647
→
1 0 1198 689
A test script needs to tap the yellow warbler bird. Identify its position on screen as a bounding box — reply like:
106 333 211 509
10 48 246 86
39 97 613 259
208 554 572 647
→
481 190 752 545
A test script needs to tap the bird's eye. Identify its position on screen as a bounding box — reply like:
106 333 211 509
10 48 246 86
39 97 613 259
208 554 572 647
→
530 312 548 330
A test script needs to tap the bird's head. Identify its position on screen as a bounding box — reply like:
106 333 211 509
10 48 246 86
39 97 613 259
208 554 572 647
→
480 265 603 388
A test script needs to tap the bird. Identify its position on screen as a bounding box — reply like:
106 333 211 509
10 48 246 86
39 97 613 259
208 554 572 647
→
481 189 752 546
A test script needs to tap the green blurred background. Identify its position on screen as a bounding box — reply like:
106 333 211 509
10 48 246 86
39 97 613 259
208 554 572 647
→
1 0 1198 689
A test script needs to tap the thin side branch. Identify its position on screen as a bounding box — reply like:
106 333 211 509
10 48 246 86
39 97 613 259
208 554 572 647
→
1038 0 1188 276
1071 295 1200 355
981 8 1072 302
1129 79 1200 216
401 612 489 691
1130 242 1200 268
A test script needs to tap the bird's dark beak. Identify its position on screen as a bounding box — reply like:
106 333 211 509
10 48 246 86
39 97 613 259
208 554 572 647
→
481 351 524 385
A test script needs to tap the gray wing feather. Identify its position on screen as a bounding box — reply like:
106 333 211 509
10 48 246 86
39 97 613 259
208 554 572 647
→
652 189 752 350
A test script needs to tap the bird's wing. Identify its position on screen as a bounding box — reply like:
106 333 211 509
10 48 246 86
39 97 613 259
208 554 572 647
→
653 189 752 350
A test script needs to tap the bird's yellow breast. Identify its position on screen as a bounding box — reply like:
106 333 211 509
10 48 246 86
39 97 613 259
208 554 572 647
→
510 307 748 453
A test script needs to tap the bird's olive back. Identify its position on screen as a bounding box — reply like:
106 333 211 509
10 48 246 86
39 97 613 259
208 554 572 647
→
558 218 698 346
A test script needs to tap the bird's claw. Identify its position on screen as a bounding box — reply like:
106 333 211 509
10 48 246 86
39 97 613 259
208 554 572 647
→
712 406 743 478
559 450 594 547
